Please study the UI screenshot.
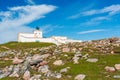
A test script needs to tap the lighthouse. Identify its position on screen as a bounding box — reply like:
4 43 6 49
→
34 27 42 38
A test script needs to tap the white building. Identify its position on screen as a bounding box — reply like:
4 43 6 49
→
18 29 82 45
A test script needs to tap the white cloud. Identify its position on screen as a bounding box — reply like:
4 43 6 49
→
25 0 35 5
81 4 120 26
0 4 56 44
68 13 81 19
69 4 120 26
92 16 109 21
81 16 110 26
82 4 120 16
67 2 96 19
68 3 95 19
78 29 106 34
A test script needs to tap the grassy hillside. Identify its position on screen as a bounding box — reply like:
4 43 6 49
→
48 53 120 80
0 40 120 80
114 46 120 54
0 42 55 51
1 54 120 80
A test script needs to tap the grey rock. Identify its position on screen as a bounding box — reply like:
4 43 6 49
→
113 75 120 78
38 65 49 74
20 60 30 74
60 67 70 73
75 51 82 57
114 64 120 71
30 54 43 65
13 65 20 73
8 65 14 72
67 75 72 78
74 74 86 80
0 74 8 79
82 54 89 59
9 65 20 77
86 58 98 63
23 70 30 80
53 60 63 66
30 74 41 80
73 56 79 64
105 66 115 72
12 57 24 65
0 70 3 74
52 73 62 79
44 71 52 77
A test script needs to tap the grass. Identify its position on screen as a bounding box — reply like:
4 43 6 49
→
48 53 120 80
114 46 120 54
0 42 120 80
0 41 55 51
1 53 120 80
0 77 22 80
0 60 12 68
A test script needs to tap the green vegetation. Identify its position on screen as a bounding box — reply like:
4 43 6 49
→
1 53 120 80
48 53 120 80
0 77 21 80
114 47 120 54
0 42 55 51
0 60 12 68
0 41 120 80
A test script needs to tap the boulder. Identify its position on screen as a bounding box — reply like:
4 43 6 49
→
0 70 11 79
105 66 115 72
12 57 24 65
41 54 50 59
64 54 68 57
74 74 86 80
39 61 48 66
44 71 52 77
20 60 30 74
60 68 68 73
30 54 43 65
62 47 70 52
73 56 79 64
53 73 62 79
82 54 89 59
115 64 120 70
30 74 41 80
53 60 63 66
9 65 20 77
7 65 14 73
23 70 30 80
9 72 19 78
75 53 82 57
113 75 120 79
86 58 98 63
38 65 49 74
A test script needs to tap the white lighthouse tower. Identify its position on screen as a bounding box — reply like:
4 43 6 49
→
34 27 42 38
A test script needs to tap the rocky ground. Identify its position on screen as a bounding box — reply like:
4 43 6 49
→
0 37 120 80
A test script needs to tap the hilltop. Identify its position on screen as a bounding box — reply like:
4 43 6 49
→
0 37 120 80
0 42 55 51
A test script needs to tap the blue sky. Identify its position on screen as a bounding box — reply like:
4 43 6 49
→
0 0 120 43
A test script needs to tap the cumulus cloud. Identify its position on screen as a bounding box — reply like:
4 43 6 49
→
78 29 107 34
0 4 56 44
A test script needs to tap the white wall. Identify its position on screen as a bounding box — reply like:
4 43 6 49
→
18 32 82 45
